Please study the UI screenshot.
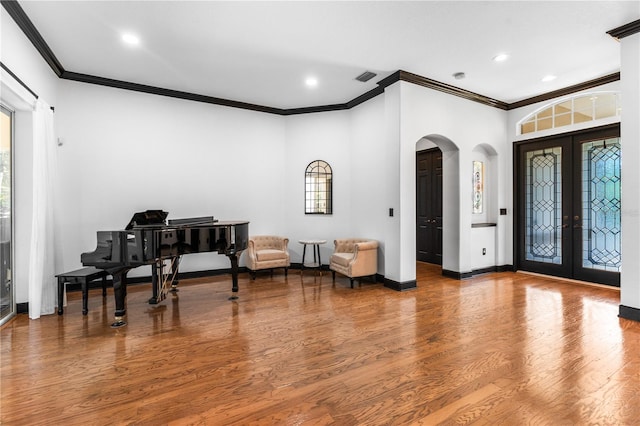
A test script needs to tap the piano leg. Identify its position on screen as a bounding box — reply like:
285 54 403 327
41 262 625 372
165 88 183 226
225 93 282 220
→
170 255 181 293
228 253 239 300
110 268 129 328
149 262 160 304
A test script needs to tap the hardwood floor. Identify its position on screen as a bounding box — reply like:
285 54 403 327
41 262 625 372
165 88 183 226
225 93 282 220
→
2 263 639 425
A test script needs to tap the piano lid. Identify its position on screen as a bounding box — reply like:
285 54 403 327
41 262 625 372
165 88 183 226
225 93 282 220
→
168 216 217 226
125 210 169 230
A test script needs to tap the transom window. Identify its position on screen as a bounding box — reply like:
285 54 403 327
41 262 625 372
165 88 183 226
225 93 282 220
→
305 160 332 214
519 92 620 135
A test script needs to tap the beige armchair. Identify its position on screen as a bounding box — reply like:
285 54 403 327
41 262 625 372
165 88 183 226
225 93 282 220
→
246 235 290 280
329 238 379 288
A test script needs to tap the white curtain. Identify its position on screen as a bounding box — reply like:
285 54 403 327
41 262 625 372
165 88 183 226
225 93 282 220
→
28 99 57 319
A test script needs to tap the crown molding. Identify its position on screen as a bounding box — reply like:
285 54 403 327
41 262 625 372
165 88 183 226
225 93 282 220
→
507 72 621 110
397 70 510 110
1 0 64 77
61 70 286 115
3 0 624 115
607 19 640 40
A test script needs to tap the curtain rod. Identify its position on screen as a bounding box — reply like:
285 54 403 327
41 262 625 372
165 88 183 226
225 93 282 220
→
0 61 55 111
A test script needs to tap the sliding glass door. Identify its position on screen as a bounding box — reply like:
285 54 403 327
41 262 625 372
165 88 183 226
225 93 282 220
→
516 124 621 286
0 105 14 324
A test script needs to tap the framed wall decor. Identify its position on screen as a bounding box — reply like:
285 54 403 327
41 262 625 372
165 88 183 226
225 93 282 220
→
473 160 484 214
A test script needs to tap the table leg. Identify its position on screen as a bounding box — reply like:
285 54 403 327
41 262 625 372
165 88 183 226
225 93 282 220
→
301 243 307 274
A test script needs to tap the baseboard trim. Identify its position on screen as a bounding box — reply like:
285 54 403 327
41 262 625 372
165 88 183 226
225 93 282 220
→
383 278 417 291
442 265 514 280
619 305 640 322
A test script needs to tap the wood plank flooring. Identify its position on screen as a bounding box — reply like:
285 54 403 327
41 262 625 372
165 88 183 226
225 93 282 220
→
2 263 639 425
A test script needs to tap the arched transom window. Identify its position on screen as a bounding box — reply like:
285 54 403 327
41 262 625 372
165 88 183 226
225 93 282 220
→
519 91 620 135
305 160 332 214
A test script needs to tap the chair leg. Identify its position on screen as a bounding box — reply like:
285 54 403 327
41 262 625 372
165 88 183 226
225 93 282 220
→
250 271 256 280
285 267 288 276
332 271 336 281
350 278 354 288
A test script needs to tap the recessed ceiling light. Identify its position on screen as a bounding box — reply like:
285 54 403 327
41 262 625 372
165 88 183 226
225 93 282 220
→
542 75 557 82
305 77 318 88
121 33 140 46
493 53 509 62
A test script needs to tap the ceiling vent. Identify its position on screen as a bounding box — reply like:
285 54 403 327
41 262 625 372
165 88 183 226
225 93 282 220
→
355 71 377 82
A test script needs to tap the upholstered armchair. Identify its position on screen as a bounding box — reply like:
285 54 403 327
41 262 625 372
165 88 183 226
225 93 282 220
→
329 238 379 288
246 236 290 280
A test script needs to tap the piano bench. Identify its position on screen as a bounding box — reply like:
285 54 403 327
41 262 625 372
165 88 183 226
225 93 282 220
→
57 267 109 316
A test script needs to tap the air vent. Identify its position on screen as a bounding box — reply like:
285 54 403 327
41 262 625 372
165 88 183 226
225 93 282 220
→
355 71 377 82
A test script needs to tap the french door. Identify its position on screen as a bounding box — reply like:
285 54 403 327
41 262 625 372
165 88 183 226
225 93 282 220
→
515 124 621 286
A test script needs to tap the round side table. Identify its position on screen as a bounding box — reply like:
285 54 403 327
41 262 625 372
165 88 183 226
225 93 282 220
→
299 239 327 274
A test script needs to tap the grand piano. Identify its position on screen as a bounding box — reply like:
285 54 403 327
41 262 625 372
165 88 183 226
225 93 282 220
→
81 210 249 327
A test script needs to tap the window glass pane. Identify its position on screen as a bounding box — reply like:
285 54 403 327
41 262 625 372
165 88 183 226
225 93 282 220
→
0 106 13 323
536 107 553 119
581 138 621 272
522 121 536 134
554 101 572 114
537 117 552 130
555 113 571 127
574 111 592 123
574 96 593 111
594 94 617 119
525 147 562 264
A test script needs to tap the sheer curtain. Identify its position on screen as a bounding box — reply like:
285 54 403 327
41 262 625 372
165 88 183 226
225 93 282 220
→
28 99 57 319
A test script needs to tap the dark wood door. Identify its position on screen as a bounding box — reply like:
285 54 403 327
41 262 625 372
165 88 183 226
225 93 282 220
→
416 148 443 264
515 124 621 286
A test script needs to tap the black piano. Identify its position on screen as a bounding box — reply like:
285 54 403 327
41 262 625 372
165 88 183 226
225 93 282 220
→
81 210 249 327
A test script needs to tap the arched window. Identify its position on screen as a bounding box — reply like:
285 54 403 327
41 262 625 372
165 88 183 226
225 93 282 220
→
305 160 332 214
518 91 620 135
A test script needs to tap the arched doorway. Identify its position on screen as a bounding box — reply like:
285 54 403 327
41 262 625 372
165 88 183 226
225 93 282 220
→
415 135 460 273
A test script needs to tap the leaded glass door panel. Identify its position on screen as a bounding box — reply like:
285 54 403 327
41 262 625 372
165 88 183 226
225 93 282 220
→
572 129 621 285
517 138 572 279
516 124 621 286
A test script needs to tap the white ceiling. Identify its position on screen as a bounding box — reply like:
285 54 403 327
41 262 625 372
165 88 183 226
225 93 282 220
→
17 1 640 110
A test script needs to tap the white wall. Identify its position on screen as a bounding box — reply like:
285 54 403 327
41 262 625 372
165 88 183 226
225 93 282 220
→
283 110 352 265
397 81 508 281
349 94 387 273
619 33 640 312
0 12 58 105
55 80 286 276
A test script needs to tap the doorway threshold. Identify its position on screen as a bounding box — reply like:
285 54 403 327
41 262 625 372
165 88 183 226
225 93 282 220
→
516 270 620 291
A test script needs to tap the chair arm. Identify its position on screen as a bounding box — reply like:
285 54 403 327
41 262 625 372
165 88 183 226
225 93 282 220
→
280 238 290 254
354 241 378 252
247 240 258 262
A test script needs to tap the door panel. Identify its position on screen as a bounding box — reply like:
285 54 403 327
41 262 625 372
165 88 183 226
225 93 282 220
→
416 148 442 265
572 131 621 285
518 138 572 278
516 124 620 286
